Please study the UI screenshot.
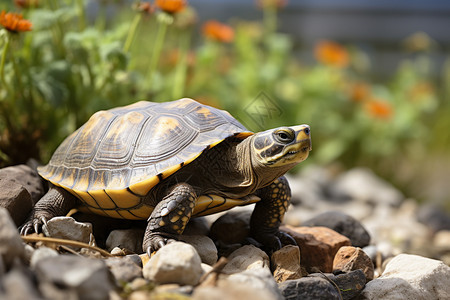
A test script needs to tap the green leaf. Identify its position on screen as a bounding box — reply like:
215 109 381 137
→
31 61 72 107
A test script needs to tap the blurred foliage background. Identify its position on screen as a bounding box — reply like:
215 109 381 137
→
0 0 449 204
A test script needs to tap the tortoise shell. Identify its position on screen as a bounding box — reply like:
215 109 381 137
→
38 98 253 220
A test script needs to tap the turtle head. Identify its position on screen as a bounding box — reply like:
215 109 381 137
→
251 125 311 168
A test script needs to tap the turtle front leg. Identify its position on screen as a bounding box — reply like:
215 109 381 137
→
250 176 296 252
143 183 196 256
20 185 79 235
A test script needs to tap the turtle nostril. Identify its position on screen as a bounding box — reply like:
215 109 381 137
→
303 127 310 135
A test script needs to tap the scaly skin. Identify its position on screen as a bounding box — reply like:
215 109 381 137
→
143 183 196 255
20 185 78 235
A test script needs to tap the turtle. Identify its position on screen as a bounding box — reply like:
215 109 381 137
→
20 98 311 255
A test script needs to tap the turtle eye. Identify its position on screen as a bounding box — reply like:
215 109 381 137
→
274 129 295 143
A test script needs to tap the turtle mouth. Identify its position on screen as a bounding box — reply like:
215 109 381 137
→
285 150 299 158
262 137 312 166
286 139 311 155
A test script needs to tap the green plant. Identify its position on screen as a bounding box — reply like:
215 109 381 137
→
0 0 448 198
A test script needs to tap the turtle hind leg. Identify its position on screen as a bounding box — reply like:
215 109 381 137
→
20 185 78 235
250 176 296 253
143 183 196 256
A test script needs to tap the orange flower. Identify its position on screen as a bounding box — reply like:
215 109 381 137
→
202 20 234 43
349 82 370 102
0 11 32 33
256 0 288 9
155 0 186 14
366 100 393 119
314 40 349 68
163 49 195 68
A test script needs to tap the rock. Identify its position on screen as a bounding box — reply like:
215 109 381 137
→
110 247 127 256
212 245 282 299
361 254 450 299
433 230 450 249
193 279 278 300
42 217 93 248
0 208 26 269
309 269 366 300
30 246 59 269
333 246 374 282
35 255 116 300
139 253 150 268
280 225 351 273
153 284 193 296
0 256 4 277
0 179 33 225
126 254 144 268
72 212 141 249
363 200 430 255
417 204 450 232
0 164 45 204
183 217 210 236
225 268 283 300
297 165 336 187
105 229 144 253
143 241 202 285
105 256 142 284
302 211 371 247
329 168 403 206
2 267 41 300
23 244 35 264
271 245 303 283
179 235 218 265
285 174 327 208
222 245 269 274
201 262 213 275
209 210 252 245
278 277 340 300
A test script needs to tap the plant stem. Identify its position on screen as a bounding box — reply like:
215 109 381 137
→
147 13 172 85
173 30 191 99
263 5 277 36
76 0 87 31
21 235 113 257
123 13 142 53
0 33 11 92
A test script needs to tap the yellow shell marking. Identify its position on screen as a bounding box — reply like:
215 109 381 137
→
128 163 185 196
130 205 153 219
72 190 99 208
155 116 180 132
104 189 141 209
88 189 118 209
197 106 212 117
192 194 260 217
129 175 160 196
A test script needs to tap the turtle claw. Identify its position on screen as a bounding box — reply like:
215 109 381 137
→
19 215 49 236
19 223 31 236
252 230 297 254
278 231 297 247
157 240 166 249
144 233 179 256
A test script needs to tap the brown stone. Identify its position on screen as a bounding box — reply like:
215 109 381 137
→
0 179 33 226
281 225 351 273
271 245 303 283
0 164 45 204
333 246 375 282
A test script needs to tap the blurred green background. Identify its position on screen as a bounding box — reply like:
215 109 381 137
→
0 0 449 206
